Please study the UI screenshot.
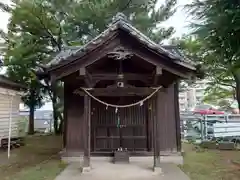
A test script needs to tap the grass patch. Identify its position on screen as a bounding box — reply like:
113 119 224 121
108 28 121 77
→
10 160 66 180
181 143 240 180
0 135 66 180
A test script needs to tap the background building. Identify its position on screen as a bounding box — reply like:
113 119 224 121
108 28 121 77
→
179 79 209 111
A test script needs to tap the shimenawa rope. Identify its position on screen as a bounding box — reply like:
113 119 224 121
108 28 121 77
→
74 86 162 110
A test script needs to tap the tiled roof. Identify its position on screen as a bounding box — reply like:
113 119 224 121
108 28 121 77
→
162 45 195 65
47 13 196 70
48 46 82 67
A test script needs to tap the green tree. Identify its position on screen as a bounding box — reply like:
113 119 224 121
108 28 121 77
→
169 37 204 93
1 0 177 134
171 35 235 104
1 32 47 134
0 0 61 134
186 0 240 108
203 86 234 104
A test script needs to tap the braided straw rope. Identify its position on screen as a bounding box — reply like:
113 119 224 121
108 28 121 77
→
74 86 162 109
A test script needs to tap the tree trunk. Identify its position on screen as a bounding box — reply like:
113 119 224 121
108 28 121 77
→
58 116 63 135
46 80 64 135
52 90 59 134
236 82 240 110
233 70 240 111
51 82 63 135
28 89 35 135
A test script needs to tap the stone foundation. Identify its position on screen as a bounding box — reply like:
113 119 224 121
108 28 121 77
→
60 150 184 165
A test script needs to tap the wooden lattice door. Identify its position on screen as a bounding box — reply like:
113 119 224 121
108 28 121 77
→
91 97 148 152
119 102 148 152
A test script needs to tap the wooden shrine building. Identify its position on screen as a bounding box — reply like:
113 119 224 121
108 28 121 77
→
39 13 197 167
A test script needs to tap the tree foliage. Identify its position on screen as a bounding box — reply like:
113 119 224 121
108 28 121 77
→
0 0 177 134
185 0 240 108
169 36 205 94
203 86 234 103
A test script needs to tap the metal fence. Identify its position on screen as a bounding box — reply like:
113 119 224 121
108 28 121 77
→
180 113 240 143
19 110 54 133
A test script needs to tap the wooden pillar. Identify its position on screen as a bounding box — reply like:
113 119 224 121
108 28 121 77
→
153 93 160 168
174 82 182 152
155 92 161 166
152 97 156 167
83 95 91 167
63 83 67 148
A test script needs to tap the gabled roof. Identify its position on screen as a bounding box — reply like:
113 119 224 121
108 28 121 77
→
0 75 25 91
46 13 196 71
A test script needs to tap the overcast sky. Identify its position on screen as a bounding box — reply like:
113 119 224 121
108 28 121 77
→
161 0 193 37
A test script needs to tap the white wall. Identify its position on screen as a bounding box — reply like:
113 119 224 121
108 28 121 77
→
0 87 22 143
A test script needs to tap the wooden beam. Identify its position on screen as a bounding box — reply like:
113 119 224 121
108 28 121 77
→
91 73 152 81
77 72 164 87
135 52 190 78
79 67 86 75
86 70 95 87
77 73 152 85
76 87 159 96
79 68 95 87
156 67 162 75
153 66 162 85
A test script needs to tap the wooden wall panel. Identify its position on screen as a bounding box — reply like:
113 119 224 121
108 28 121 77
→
157 84 178 153
63 82 181 154
65 87 84 152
